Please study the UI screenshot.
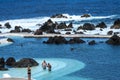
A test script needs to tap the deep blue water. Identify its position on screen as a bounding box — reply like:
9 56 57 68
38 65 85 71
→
0 37 120 80
0 0 120 20
0 0 120 80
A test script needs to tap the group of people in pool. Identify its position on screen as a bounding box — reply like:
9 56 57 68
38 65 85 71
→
42 60 52 71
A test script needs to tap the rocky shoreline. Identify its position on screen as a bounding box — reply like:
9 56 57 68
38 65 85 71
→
0 14 120 36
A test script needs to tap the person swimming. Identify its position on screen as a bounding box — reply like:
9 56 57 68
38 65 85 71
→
42 60 47 70
47 63 52 71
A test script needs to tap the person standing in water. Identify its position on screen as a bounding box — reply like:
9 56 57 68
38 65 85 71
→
47 63 52 71
42 60 47 70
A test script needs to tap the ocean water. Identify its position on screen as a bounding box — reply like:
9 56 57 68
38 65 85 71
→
0 0 120 80
0 37 120 80
0 0 120 20
0 0 120 34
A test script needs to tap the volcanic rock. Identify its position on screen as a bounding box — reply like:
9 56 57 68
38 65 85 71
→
96 22 107 28
56 22 67 29
82 23 95 30
68 37 85 44
4 22 11 29
34 29 43 35
7 38 14 42
6 57 16 66
106 35 120 45
81 14 91 18
51 14 67 18
111 19 120 29
22 28 32 33
88 40 96 45
43 36 67 44
107 31 113 35
40 19 56 33
13 58 39 68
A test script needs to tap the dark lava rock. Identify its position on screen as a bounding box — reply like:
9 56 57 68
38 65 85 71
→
13 58 39 68
6 57 16 66
68 22 73 28
107 31 113 35
4 22 11 29
57 22 67 29
10 26 22 33
65 32 71 34
82 23 95 30
77 26 83 30
43 36 85 44
40 19 56 33
68 37 85 44
106 35 120 45
51 14 67 18
34 29 43 35
55 32 61 34
43 36 67 44
64 28 72 31
88 40 96 45
75 32 84 34
22 29 32 33
114 32 120 35
0 24 2 29
96 22 107 28
81 14 91 18
7 38 14 42
111 19 120 29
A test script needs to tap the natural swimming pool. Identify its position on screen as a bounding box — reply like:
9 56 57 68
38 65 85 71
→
0 37 120 80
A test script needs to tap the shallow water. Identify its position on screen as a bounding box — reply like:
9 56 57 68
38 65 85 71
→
0 58 85 80
0 37 120 80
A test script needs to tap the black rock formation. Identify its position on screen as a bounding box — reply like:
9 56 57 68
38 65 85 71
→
106 35 120 45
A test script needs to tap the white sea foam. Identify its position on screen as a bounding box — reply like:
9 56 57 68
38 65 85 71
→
0 14 117 35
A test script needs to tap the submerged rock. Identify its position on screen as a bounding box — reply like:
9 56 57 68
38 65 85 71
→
88 40 96 45
68 37 85 44
106 35 120 45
